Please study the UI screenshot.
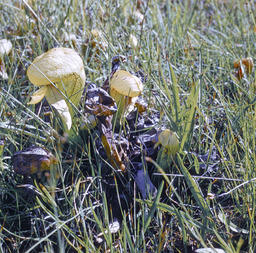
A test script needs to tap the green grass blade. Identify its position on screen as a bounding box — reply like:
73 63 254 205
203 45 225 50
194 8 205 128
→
176 154 212 219
180 81 199 151
169 63 181 123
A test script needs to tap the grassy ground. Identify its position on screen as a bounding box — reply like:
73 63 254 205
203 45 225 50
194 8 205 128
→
1 0 256 252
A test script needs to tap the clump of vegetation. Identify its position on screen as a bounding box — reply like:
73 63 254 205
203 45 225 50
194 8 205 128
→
1 0 256 252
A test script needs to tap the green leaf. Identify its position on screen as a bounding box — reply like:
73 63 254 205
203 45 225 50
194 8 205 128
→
169 63 181 123
177 154 212 219
180 81 199 151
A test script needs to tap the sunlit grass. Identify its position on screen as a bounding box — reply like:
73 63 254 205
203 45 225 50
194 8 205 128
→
1 0 256 252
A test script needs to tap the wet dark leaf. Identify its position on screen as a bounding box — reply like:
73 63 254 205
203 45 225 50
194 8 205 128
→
101 133 126 172
135 129 158 157
12 146 58 176
81 62 161 209
134 169 157 199
84 87 117 117
84 86 127 171
135 96 147 113
196 146 220 174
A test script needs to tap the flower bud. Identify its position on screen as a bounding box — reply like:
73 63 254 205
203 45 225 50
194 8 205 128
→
156 129 179 155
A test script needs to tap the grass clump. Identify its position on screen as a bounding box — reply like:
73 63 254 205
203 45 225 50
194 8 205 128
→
1 0 256 252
